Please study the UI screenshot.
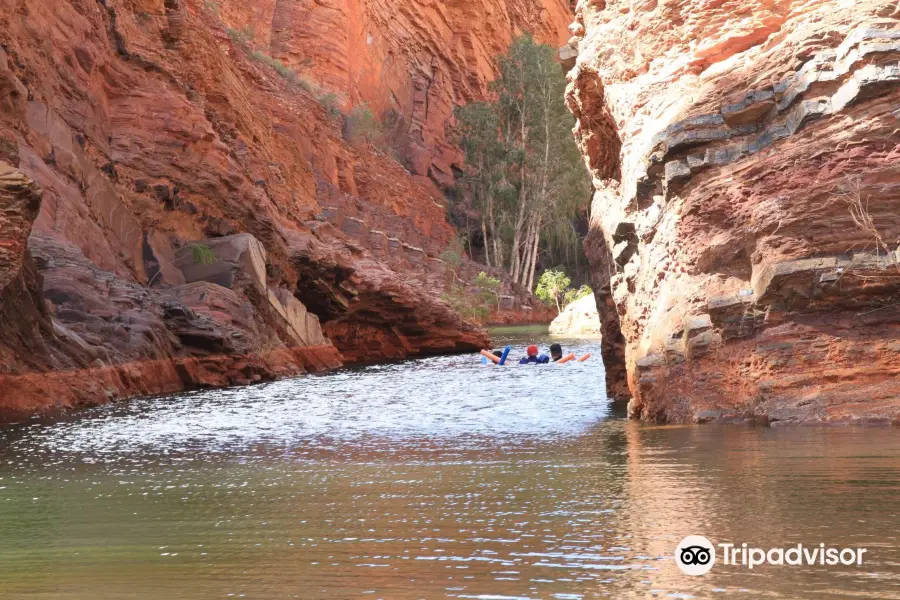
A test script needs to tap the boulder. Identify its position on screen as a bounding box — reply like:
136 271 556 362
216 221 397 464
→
549 293 602 337
174 233 267 292
267 287 329 347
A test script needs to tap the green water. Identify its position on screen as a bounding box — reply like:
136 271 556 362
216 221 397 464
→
1 330 899 599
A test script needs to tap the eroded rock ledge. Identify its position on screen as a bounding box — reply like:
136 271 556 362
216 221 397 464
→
0 164 342 419
567 0 900 424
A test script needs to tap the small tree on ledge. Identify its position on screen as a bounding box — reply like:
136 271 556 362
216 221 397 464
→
535 269 571 312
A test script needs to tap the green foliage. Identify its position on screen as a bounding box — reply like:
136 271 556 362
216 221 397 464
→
451 35 591 286
453 100 508 224
439 237 466 271
535 269 571 312
563 284 593 308
441 272 501 322
441 284 479 320
318 92 342 119
224 24 310 88
275 61 297 82
190 243 217 266
536 271 590 312
474 271 501 308
344 104 382 144
246 50 305 85
226 25 255 46
150 243 216 287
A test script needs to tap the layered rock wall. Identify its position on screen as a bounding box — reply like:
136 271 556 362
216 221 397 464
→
211 0 572 194
0 0 576 418
567 0 900 423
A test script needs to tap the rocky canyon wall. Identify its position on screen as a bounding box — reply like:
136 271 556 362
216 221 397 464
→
567 0 900 423
211 0 572 196
0 0 570 419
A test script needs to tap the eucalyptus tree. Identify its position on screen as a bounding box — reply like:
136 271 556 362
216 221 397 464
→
453 35 590 289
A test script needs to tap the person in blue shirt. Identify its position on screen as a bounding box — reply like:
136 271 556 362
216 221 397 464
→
519 345 550 364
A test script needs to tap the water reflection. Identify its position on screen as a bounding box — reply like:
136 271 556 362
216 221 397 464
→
617 424 900 598
0 330 899 599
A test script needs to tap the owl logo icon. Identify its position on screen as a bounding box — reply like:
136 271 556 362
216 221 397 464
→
675 536 716 576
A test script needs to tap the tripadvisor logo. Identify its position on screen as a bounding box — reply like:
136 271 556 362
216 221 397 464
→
675 536 868 575
675 535 716 576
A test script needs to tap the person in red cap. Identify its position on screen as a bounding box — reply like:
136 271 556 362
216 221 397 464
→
519 344 550 364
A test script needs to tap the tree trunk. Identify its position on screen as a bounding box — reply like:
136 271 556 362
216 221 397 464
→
530 92 551 294
526 214 542 291
540 99 551 206
488 197 502 268
521 218 534 290
510 233 520 284
481 218 491 268
519 217 534 285
511 167 528 283
511 110 529 284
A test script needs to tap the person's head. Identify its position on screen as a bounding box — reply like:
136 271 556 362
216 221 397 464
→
526 344 539 357
492 350 503 358
550 343 563 361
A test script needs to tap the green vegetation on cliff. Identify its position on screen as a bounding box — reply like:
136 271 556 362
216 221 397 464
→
451 35 591 292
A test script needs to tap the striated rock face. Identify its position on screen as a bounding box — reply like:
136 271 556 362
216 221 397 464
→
0 164 344 419
0 162 55 375
0 162 40 291
567 0 900 423
0 0 583 418
213 0 572 194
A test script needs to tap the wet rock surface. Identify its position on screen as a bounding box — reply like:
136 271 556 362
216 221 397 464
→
567 0 900 423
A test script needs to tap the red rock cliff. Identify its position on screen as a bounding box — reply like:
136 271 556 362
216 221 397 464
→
212 0 572 194
0 0 570 418
567 0 900 423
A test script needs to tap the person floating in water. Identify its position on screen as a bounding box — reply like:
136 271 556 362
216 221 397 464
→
519 345 550 364
549 343 564 362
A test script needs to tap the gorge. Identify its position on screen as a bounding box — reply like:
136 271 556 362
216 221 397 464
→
2 0 899 425
4 4 900 597
0 0 571 419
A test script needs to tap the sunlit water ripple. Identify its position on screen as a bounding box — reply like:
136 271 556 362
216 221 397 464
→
1 329 900 599
15 335 606 457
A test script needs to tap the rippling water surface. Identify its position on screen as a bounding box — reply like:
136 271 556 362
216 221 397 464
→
1 328 900 599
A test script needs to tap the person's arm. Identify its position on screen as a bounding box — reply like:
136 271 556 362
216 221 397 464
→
538 355 550 364
519 357 529 364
